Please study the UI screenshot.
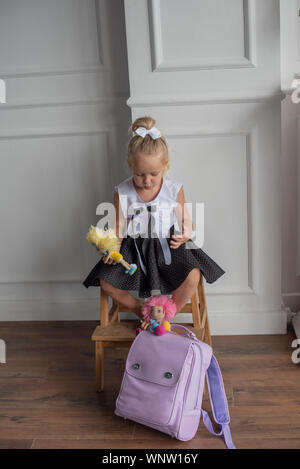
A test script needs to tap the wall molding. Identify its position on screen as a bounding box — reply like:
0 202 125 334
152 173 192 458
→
165 129 258 295
0 96 128 111
0 66 106 80
0 297 286 335
0 0 105 78
127 91 285 107
0 128 112 284
0 128 109 141
148 0 257 72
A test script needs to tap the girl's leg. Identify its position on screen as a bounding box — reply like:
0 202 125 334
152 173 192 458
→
172 268 200 313
100 279 143 319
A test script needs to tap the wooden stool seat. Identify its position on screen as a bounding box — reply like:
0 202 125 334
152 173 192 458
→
92 321 140 341
92 321 206 343
92 273 211 392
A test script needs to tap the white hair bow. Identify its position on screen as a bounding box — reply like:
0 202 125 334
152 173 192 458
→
134 126 161 140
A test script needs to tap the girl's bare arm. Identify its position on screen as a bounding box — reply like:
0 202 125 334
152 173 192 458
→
174 187 193 238
113 191 126 243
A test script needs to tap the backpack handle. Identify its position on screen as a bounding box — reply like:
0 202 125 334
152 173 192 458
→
170 323 198 340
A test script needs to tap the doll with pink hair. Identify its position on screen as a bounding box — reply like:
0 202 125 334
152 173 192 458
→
136 294 177 336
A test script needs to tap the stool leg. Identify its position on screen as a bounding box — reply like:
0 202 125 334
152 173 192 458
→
191 290 201 329
204 315 212 347
100 290 109 327
198 276 212 347
95 342 104 392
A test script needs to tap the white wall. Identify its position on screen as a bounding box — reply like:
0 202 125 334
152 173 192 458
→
0 0 290 334
280 0 300 313
0 0 131 320
124 0 286 334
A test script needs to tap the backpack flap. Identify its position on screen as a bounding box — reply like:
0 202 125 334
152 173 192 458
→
203 354 236 449
116 330 194 426
125 330 192 386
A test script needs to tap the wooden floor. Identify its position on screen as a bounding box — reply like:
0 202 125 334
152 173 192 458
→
0 321 299 450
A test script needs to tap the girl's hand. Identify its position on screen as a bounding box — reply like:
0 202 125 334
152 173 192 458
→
102 252 117 265
170 233 190 249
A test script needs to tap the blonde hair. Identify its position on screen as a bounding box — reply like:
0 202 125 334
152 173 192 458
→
127 116 170 173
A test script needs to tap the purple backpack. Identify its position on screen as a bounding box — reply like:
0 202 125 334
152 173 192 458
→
115 324 235 449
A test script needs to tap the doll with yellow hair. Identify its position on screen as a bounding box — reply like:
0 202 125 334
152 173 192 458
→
86 226 137 275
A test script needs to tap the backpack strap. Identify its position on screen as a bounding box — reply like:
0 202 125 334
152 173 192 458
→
202 354 236 449
170 324 235 449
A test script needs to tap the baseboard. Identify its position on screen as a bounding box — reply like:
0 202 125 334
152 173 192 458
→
208 309 287 335
0 299 287 335
121 309 287 335
0 298 100 321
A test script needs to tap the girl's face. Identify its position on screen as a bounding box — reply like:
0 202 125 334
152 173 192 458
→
129 152 168 191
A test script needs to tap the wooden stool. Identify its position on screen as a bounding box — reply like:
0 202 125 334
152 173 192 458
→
91 273 212 392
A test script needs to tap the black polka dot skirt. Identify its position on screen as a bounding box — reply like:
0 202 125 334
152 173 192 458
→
83 225 225 298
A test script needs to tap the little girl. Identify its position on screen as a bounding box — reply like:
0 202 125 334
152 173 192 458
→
83 116 225 319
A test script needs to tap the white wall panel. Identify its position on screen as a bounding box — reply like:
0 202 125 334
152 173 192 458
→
168 134 250 292
125 0 279 103
149 0 256 70
0 133 110 282
0 0 102 74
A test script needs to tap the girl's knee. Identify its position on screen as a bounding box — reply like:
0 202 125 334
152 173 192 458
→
100 278 123 295
99 278 112 292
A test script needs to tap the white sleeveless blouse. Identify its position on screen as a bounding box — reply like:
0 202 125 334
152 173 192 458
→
114 176 183 274
114 176 183 237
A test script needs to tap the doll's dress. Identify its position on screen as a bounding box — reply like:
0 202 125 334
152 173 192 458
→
149 318 160 333
83 176 225 298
